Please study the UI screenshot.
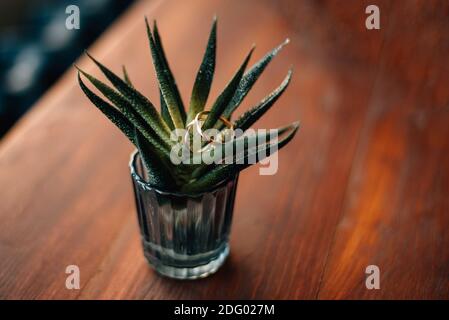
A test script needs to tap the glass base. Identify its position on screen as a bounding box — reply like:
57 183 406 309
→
131 152 237 281
143 241 230 280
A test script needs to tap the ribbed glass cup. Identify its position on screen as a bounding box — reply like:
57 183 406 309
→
129 151 238 279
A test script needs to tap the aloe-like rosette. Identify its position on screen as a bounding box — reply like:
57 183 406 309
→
77 17 299 194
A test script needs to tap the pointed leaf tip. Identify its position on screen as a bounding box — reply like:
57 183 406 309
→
144 16 152 36
202 46 254 130
152 19 158 31
234 69 293 131
221 40 290 120
187 16 218 122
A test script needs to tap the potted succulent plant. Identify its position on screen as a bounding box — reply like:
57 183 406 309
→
77 17 299 279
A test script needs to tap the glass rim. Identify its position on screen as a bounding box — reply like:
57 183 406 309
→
129 150 238 198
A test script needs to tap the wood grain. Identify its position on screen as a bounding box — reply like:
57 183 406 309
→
0 0 448 299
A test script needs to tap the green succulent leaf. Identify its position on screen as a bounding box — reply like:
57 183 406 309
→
85 52 171 139
153 21 187 124
160 89 175 130
201 47 254 130
188 122 295 180
146 18 186 128
235 69 292 131
135 128 178 189
76 67 173 154
190 122 293 165
182 122 299 193
222 39 289 120
187 17 217 123
78 73 136 145
122 65 133 86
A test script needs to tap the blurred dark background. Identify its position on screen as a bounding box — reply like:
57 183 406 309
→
0 0 135 137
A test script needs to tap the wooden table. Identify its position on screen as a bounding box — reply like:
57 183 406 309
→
1 0 448 299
